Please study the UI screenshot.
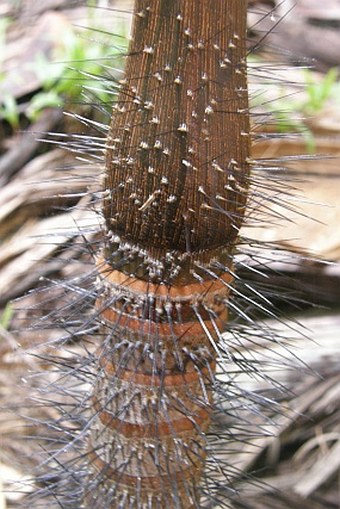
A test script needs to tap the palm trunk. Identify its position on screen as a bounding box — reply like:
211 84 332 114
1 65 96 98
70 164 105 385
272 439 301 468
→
87 1 250 507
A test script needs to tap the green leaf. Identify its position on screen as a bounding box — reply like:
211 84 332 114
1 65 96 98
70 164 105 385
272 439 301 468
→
0 303 13 331
0 95 20 129
26 90 62 121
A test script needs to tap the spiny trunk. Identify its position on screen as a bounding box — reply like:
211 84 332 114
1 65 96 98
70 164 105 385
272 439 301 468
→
86 1 250 508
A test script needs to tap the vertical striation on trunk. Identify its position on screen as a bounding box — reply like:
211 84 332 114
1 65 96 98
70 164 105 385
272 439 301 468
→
104 0 250 264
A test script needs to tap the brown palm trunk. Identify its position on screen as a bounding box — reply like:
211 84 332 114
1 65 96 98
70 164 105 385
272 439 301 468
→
87 1 250 507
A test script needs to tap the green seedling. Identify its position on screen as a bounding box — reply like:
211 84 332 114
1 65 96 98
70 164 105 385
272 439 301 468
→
26 90 62 122
304 67 339 114
27 15 128 121
0 94 20 130
1 4 128 125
